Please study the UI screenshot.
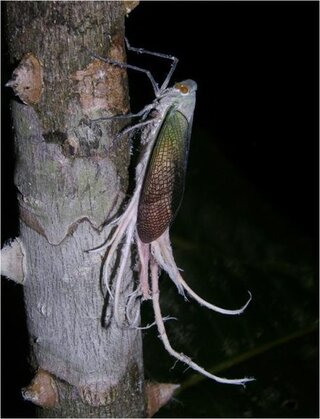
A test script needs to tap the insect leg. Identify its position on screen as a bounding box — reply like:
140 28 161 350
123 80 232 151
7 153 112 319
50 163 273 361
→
89 117 156 154
90 103 154 122
124 38 178 91
150 258 254 386
110 119 156 146
88 50 160 96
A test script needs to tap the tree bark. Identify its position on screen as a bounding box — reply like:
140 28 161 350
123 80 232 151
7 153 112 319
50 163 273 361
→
3 1 145 417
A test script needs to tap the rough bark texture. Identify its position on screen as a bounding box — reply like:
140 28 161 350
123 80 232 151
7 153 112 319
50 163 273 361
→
4 2 145 417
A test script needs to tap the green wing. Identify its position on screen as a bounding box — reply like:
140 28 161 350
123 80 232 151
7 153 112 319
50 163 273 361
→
137 107 191 243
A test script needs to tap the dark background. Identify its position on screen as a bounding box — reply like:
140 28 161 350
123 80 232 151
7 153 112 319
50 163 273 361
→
1 1 318 418
125 1 318 239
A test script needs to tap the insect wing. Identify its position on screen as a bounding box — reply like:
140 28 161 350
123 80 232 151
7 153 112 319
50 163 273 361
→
137 107 190 243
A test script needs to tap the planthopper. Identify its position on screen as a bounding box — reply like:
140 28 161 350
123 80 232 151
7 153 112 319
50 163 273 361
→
89 38 254 386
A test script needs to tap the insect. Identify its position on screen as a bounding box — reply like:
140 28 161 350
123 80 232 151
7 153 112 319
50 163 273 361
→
90 39 254 386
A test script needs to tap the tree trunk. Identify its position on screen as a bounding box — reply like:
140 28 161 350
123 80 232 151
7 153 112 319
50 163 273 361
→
3 1 145 417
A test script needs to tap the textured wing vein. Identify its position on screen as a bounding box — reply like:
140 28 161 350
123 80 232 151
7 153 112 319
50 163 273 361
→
137 108 190 243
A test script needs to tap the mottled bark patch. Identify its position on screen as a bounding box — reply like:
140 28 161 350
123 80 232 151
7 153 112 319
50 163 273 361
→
72 39 129 118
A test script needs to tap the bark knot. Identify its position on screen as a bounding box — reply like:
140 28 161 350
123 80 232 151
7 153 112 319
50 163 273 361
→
145 381 180 417
6 52 43 105
21 368 59 408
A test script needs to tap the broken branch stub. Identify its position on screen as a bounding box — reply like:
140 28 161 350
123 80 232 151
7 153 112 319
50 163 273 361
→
21 368 59 409
1 237 26 284
6 52 43 105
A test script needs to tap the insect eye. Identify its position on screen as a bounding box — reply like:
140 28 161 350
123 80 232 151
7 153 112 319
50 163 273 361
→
175 83 189 94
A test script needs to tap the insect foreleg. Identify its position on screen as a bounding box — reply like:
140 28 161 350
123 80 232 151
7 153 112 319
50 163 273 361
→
88 50 160 96
124 38 178 91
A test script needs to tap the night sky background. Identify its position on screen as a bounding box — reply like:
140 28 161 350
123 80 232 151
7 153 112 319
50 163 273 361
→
1 2 318 418
125 1 318 239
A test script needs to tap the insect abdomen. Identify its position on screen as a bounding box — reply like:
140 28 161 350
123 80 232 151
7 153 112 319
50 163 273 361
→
137 107 189 243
